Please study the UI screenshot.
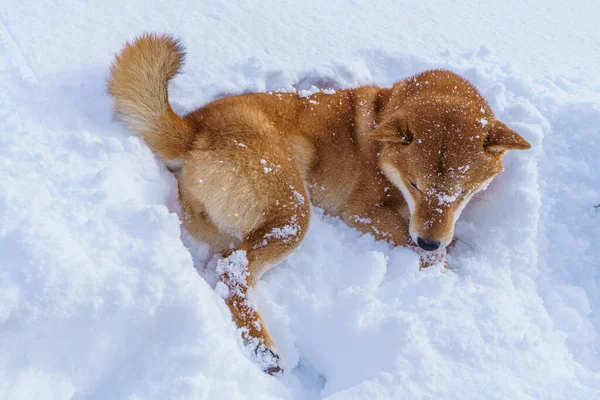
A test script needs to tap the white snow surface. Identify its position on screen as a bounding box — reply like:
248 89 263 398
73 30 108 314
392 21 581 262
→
1 1 600 399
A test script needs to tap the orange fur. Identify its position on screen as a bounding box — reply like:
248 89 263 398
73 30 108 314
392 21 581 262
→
107 33 531 374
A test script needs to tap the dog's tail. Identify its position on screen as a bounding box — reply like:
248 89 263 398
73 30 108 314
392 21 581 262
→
107 33 193 163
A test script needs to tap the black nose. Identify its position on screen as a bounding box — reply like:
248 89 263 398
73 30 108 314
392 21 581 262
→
417 237 441 251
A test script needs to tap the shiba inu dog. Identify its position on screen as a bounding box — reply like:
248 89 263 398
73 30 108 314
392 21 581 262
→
107 33 530 375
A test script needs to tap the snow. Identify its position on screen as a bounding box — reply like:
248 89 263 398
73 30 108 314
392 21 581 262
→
1 1 600 399
215 250 250 299
264 218 301 242
430 190 458 206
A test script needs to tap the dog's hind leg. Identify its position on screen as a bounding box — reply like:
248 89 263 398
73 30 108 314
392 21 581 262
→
216 188 310 375
180 122 311 374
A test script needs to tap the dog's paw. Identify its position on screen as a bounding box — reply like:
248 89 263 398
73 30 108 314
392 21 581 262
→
255 345 283 376
418 248 448 269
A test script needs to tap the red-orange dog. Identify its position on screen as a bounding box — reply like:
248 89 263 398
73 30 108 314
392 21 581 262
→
108 33 530 374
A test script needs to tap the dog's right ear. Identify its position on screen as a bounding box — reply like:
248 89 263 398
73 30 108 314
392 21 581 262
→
369 111 412 144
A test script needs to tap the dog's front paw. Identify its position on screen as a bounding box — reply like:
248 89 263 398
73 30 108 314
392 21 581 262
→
418 248 448 269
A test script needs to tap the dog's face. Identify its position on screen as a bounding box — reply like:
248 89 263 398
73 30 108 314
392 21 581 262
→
371 98 530 251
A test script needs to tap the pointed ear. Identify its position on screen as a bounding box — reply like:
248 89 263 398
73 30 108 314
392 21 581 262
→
369 111 412 144
484 121 531 154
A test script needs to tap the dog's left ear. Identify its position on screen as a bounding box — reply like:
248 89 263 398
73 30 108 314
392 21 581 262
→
369 110 412 144
484 121 531 154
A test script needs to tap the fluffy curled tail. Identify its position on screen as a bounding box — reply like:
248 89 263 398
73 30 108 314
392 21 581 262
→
107 33 193 163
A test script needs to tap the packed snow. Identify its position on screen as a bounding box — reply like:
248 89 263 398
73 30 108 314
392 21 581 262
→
1 0 600 399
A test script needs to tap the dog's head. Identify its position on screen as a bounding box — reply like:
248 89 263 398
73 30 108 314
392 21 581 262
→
371 85 530 251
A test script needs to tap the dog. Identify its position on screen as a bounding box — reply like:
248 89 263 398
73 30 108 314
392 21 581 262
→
107 33 531 375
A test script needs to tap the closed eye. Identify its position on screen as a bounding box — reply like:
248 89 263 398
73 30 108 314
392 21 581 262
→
410 181 422 193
